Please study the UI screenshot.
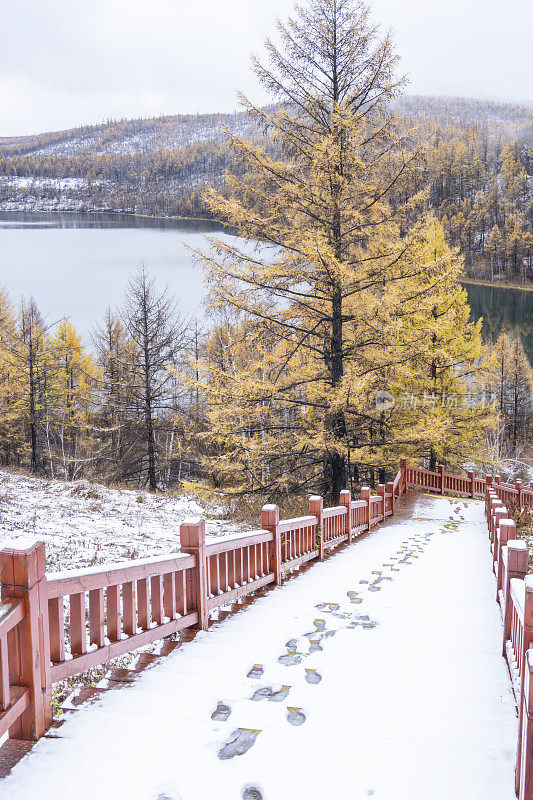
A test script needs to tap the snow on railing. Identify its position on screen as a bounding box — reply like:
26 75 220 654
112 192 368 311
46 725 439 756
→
485 485 533 799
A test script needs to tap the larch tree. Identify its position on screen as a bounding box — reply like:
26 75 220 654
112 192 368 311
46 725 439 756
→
195 0 420 502
0 290 22 466
376 219 492 472
489 331 532 457
92 308 138 482
120 266 189 490
196 0 485 502
2 299 49 473
45 320 99 480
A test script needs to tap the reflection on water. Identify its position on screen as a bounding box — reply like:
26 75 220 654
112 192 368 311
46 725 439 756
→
463 282 532 365
0 211 227 233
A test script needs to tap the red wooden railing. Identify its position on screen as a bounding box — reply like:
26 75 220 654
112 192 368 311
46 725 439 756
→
1 455 531 764
0 467 408 745
485 485 533 799
45 551 200 683
0 599 30 741
405 457 533 509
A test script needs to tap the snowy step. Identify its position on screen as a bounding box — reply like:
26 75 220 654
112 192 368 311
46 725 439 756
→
0 740 34 780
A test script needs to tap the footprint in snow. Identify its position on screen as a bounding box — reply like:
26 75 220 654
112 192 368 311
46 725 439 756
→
251 686 273 701
309 639 323 653
242 787 263 800
211 701 231 721
315 602 340 612
251 686 290 702
347 590 363 604
314 619 326 630
285 638 298 651
247 664 264 679
218 729 260 760
287 707 306 726
305 668 322 684
278 652 303 666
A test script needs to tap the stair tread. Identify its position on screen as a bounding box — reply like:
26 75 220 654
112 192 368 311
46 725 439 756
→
0 739 34 778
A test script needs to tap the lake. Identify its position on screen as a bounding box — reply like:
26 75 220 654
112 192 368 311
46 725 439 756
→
1 212 532 363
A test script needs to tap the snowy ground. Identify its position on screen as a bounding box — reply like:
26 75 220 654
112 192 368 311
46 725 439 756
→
1 492 517 800
0 470 243 573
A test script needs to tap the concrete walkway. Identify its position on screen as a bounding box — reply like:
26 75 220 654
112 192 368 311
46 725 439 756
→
1 494 518 800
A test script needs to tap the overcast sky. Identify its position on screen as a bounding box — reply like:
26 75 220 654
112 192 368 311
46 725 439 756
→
1 0 531 137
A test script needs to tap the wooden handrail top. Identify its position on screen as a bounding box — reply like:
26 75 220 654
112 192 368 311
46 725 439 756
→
511 577 526 618
350 499 366 509
321 506 346 519
505 541 528 554
45 551 196 598
0 599 25 638
278 515 317 532
392 469 402 489
206 529 273 555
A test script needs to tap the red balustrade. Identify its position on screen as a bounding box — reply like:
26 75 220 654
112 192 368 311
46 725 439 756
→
5 454 531 759
205 529 275 610
404 459 533 510
45 551 199 683
278 516 317 570
485 486 533 798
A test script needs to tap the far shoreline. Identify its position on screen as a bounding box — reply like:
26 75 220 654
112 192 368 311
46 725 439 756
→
460 277 533 294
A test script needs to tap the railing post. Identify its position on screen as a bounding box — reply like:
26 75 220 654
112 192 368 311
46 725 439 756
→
489 498 504 546
309 496 324 559
180 519 209 631
437 464 445 495
516 480 524 509
386 481 395 514
361 486 371 530
497 519 516 600
467 470 475 498
486 488 497 520
339 490 352 543
0 541 51 740
495 474 501 485
486 474 493 488
517 576 533 795
493 507 507 557
377 484 385 522
519 649 533 799
400 457 407 493
503 541 528 657
262 504 282 582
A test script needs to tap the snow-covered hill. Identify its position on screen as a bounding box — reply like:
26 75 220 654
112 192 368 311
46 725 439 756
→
0 470 243 574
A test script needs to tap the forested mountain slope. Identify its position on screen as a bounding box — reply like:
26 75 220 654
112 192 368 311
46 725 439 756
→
1 96 532 283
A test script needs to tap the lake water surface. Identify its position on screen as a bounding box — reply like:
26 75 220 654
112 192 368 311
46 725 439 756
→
1 212 531 363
